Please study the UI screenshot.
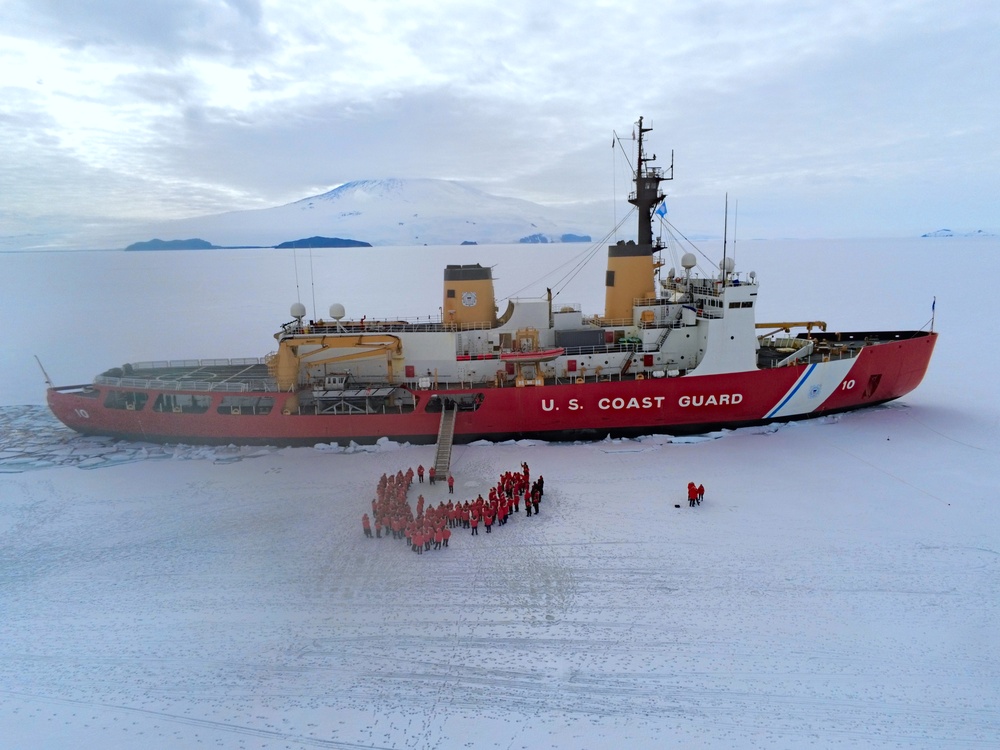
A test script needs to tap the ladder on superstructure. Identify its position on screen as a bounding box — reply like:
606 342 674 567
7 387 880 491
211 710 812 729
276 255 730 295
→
433 403 457 477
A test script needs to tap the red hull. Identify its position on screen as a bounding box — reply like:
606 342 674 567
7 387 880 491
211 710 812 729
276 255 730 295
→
47 332 937 446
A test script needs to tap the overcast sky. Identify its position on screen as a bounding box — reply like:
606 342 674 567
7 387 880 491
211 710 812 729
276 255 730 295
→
2 0 998 246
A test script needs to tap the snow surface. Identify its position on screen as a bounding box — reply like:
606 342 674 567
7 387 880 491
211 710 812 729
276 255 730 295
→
1 238 998 749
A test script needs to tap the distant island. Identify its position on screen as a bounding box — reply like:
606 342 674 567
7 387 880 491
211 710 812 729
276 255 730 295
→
518 233 592 244
275 236 372 248
921 229 995 238
125 230 584 252
126 238 217 251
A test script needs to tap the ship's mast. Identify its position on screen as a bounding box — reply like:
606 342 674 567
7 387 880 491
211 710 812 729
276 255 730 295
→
603 116 674 321
630 116 670 248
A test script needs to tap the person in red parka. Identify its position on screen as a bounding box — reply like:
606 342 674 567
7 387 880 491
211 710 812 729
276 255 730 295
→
697 484 704 504
470 514 479 535
362 513 372 538
687 482 698 507
417 465 424 483
447 473 454 494
428 466 436 485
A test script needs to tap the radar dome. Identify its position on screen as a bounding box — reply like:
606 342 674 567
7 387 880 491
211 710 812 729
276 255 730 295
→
681 253 697 270
329 303 346 320
290 302 306 319
719 257 736 273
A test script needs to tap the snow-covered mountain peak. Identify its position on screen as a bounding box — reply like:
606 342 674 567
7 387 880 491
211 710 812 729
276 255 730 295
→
303 178 413 204
140 178 594 247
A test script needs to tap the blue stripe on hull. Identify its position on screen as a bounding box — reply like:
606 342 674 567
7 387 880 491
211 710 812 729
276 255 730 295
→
765 363 817 419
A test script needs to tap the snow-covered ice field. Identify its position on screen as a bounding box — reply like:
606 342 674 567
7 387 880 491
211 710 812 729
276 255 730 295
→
1 239 998 748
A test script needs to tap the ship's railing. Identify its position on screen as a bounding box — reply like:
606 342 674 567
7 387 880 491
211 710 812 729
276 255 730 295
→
659 277 756 298
632 295 721 308
758 338 863 367
581 315 632 328
284 317 501 335
94 357 276 393
125 357 268 369
581 314 708 330
561 342 645 357
286 297 579 336
94 375 265 392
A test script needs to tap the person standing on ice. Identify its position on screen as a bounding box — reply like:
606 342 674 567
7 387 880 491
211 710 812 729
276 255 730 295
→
697 483 704 505
428 466 436 485
447 474 454 494
688 482 698 507
470 513 479 535
417 465 424 483
362 513 372 538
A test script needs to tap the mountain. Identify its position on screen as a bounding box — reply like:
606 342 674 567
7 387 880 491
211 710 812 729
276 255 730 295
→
138 179 594 248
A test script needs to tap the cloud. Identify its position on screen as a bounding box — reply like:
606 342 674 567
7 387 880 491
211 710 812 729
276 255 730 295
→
1 0 998 245
7 0 269 62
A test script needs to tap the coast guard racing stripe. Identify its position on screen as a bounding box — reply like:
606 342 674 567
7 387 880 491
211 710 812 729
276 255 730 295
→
765 364 818 419
764 358 858 419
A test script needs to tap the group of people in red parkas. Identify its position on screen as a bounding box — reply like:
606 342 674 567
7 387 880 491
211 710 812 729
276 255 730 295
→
360 461 544 553
686 482 705 507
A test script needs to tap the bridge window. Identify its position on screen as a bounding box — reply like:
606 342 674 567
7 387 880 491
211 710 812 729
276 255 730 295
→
154 394 211 413
218 396 274 415
425 393 484 412
104 390 148 411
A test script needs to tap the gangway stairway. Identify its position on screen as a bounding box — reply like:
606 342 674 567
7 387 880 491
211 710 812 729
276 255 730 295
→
433 403 457 477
